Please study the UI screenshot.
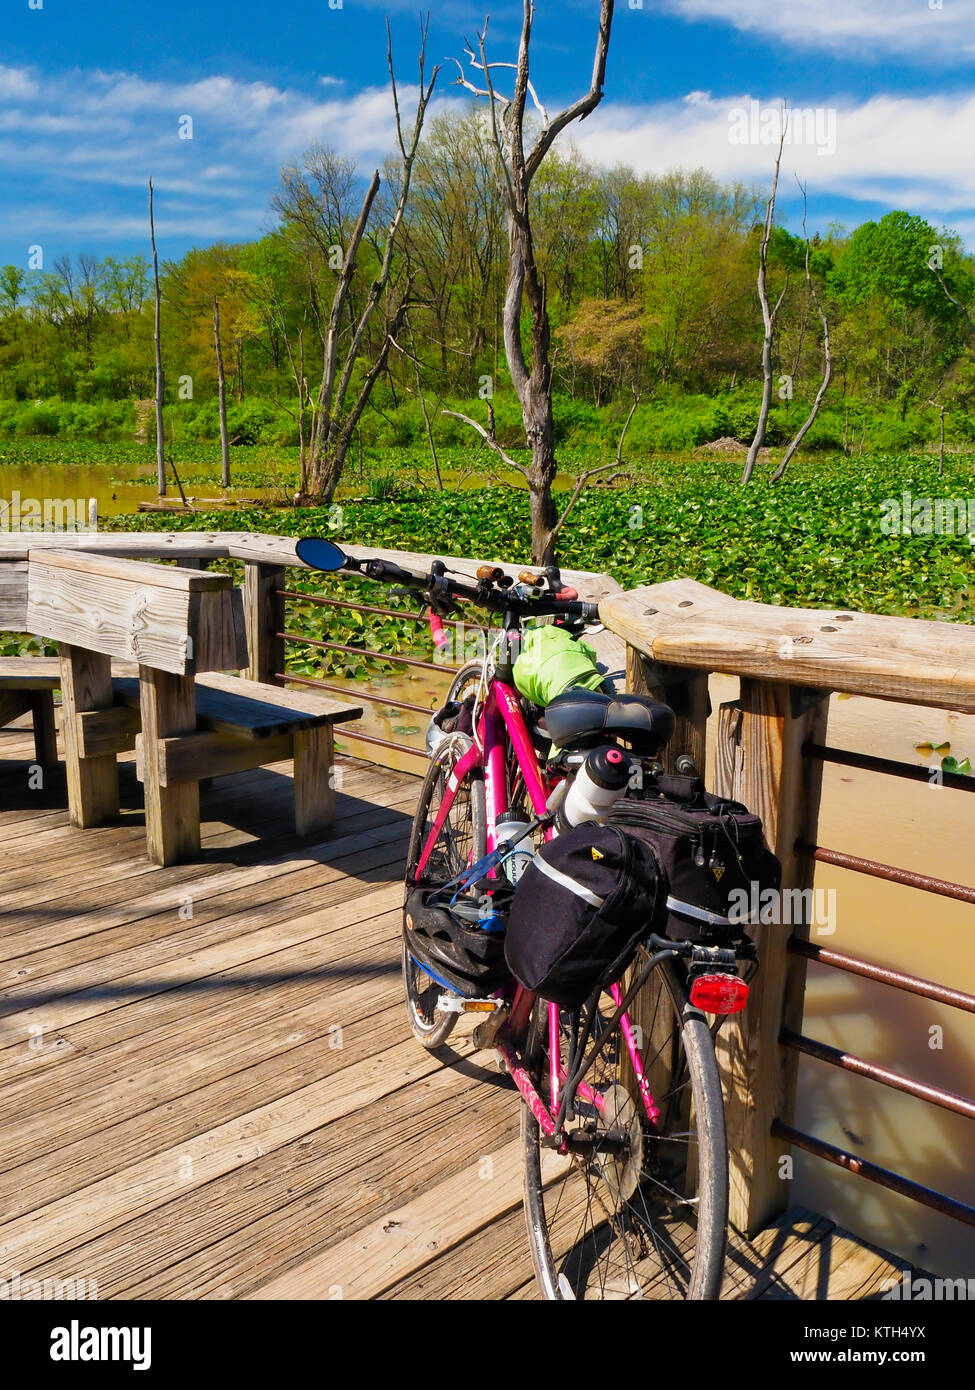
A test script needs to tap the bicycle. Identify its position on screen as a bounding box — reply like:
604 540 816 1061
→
296 537 757 1301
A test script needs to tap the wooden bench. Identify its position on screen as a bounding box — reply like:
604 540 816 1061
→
25 549 361 865
112 672 361 845
0 656 60 770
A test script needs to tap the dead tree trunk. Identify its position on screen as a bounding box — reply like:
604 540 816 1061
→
300 20 439 504
213 296 231 489
771 185 832 483
742 124 787 486
149 179 165 497
453 1 615 563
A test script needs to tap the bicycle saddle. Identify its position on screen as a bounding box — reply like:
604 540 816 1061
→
541 686 676 755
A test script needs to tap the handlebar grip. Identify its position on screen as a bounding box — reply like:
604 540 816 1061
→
363 558 416 584
429 611 449 649
476 565 504 582
518 571 544 587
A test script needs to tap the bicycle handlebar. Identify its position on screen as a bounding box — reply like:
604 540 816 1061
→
346 553 601 624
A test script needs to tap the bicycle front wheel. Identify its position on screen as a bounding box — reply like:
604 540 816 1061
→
402 733 487 1048
521 953 728 1300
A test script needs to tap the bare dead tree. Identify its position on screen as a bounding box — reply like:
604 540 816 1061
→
742 119 788 485
450 1 615 562
213 296 231 488
771 183 832 483
294 17 439 503
148 179 165 497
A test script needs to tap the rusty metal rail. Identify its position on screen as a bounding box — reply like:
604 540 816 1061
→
784 742 975 1232
798 840 975 906
804 740 975 793
276 576 462 761
788 937 975 1014
780 1028 975 1120
771 1120 975 1228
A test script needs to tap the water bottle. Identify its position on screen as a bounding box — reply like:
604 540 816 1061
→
552 745 631 830
494 811 535 884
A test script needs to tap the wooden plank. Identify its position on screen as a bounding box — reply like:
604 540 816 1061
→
713 680 829 1235
29 555 195 675
0 1035 442 1275
27 550 242 677
0 656 61 688
250 1137 567 1300
0 561 28 630
76 706 139 759
58 645 119 828
189 583 249 673
0 960 405 1211
0 880 403 1048
113 676 361 740
244 562 285 685
138 666 199 865
197 672 362 728
0 905 404 1136
31 1035 499 1299
140 730 294 786
293 724 335 836
602 577 975 714
30 548 229 592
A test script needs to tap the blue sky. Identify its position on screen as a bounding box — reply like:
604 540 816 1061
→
1 0 973 270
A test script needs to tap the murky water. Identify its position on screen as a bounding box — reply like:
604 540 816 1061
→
0 463 276 518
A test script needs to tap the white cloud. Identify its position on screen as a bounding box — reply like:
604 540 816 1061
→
656 0 975 62
0 59 972 248
571 89 975 229
0 62 455 242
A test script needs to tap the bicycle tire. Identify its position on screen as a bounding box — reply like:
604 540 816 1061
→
521 955 728 1300
403 733 487 1048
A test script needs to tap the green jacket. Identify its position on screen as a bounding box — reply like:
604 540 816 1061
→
512 624 605 706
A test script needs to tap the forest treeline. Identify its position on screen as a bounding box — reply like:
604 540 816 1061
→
1 110 974 454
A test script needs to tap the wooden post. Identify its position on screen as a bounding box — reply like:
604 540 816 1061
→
244 563 285 685
139 667 199 865
28 690 58 769
293 724 336 836
713 679 829 1235
625 645 710 777
58 644 119 827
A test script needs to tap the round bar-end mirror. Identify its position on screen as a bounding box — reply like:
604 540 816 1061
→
295 537 348 572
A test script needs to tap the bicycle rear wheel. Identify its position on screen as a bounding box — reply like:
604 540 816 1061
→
403 734 487 1048
521 953 728 1300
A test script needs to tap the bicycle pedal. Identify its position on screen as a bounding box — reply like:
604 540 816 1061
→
436 994 503 1015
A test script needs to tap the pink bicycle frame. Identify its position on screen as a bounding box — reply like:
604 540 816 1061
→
415 674 660 1145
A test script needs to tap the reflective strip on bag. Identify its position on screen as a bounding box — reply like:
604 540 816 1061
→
533 855 606 909
666 894 735 929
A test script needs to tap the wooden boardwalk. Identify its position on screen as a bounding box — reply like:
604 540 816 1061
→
0 712 914 1300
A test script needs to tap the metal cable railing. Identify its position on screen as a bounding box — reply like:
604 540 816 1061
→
772 740 975 1225
276 579 470 760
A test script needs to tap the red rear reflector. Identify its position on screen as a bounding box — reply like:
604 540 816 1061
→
690 973 749 1015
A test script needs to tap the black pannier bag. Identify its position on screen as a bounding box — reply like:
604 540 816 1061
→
609 785 780 945
504 824 663 1008
404 884 510 999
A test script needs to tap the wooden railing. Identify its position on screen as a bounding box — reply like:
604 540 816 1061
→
601 577 975 1238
